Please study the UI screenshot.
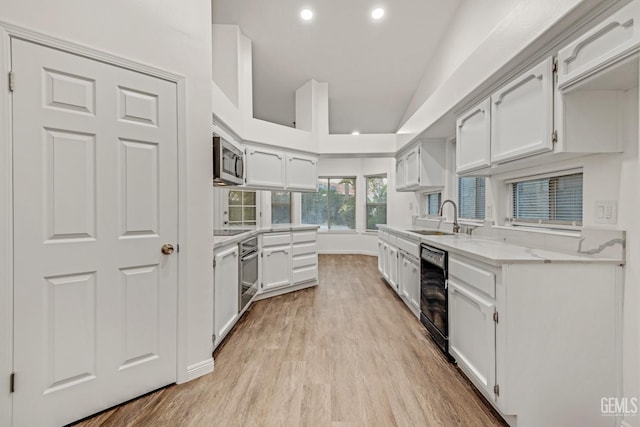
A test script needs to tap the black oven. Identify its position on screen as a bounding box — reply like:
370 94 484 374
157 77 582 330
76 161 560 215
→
239 237 258 313
420 244 452 359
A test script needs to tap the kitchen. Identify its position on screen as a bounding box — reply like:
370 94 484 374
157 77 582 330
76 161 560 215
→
0 0 638 426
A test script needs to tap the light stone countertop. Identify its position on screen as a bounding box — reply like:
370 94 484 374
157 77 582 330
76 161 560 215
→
214 224 320 249
378 225 624 266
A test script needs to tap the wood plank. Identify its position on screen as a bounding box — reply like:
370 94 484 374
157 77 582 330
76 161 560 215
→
73 254 507 427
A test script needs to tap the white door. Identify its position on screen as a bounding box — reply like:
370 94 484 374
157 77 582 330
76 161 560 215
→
12 39 179 426
285 153 317 191
448 280 496 400
262 246 291 291
490 57 554 164
214 246 239 347
245 147 286 188
456 98 491 174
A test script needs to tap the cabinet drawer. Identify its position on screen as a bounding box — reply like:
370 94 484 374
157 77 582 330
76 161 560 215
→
397 237 419 258
263 232 291 247
293 265 317 284
292 242 316 256
449 257 495 298
292 231 316 244
292 254 317 269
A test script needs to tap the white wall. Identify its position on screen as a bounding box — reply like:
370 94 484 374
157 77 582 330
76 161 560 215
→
313 157 415 255
1 0 214 385
212 25 239 108
400 0 517 125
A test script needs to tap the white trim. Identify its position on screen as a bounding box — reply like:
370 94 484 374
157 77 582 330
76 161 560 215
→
185 358 214 382
0 25 14 427
503 167 583 185
318 250 377 256
0 21 192 397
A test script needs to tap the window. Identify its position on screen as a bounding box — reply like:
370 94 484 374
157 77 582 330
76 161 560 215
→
366 175 387 230
458 177 486 220
228 190 256 226
271 191 291 224
302 177 356 230
425 192 442 216
510 172 583 227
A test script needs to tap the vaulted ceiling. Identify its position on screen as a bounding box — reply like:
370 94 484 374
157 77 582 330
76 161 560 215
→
211 0 461 134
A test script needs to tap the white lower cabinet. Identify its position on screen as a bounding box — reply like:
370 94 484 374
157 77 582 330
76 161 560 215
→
388 245 399 293
448 279 496 399
400 253 420 316
377 240 384 274
260 230 318 294
448 253 621 427
213 245 239 347
262 245 291 291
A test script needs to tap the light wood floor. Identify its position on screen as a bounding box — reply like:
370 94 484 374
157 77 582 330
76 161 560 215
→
75 254 507 427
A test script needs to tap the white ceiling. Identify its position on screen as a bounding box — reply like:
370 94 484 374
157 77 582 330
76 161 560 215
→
211 0 461 134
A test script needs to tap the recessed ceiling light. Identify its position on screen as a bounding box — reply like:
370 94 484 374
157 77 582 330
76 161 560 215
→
352 131 360 135
300 9 313 21
371 8 385 20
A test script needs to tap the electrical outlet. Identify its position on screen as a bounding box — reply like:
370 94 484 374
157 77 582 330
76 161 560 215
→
594 200 617 224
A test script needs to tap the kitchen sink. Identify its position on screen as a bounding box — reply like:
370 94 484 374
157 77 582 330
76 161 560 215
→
405 229 453 236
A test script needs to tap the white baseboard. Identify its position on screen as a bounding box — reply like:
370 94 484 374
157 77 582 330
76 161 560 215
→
183 358 214 383
318 250 377 256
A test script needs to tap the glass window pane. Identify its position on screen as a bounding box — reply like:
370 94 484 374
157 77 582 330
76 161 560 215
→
242 191 256 205
271 191 290 204
329 178 356 230
243 207 256 221
302 180 328 230
272 205 290 224
427 193 441 215
366 177 387 203
228 191 242 205
512 173 582 224
228 206 242 222
458 177 486 220
366 205 387 230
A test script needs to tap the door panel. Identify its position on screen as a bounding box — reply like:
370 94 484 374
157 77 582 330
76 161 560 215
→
12 39 178 427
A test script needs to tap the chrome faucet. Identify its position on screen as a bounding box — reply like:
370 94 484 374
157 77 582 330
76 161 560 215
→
439 199 460 233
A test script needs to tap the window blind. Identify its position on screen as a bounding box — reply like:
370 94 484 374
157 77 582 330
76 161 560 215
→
512 173 583 226
458 177 486 220
427 193 441 215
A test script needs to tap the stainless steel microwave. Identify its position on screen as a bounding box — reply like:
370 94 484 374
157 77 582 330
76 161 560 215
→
213 136 244 186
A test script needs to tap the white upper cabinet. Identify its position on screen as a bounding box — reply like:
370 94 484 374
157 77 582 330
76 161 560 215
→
395 139 445 191
395 156 407 190
245 146 286 188
405 146 420 188
490 57 554 164
285 153 317 191
557 1 640 89
456 98 491 174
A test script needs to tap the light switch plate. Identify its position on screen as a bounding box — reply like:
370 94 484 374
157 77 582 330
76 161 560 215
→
594 200 617 224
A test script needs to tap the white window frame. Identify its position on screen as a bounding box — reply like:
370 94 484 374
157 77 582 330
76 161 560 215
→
505 168 583 231
302 176 357 231
227 189 258 227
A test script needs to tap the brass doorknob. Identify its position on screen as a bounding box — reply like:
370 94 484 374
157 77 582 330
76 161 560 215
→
161 244 175 255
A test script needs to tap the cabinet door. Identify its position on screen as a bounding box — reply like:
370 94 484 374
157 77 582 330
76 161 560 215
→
382 243 390 281
456 98 491 174
377 240 384 274
245 147 286 188
214 246 239 346
388 245 399 293
285 153 318 191
405 147 420 187
490 57 554 164
395 157 407 190
262 245 291 291
448 280 496 400
402 256 420 313
557 1 640 88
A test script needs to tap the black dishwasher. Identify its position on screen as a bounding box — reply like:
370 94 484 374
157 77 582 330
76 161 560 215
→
420 244 452 359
